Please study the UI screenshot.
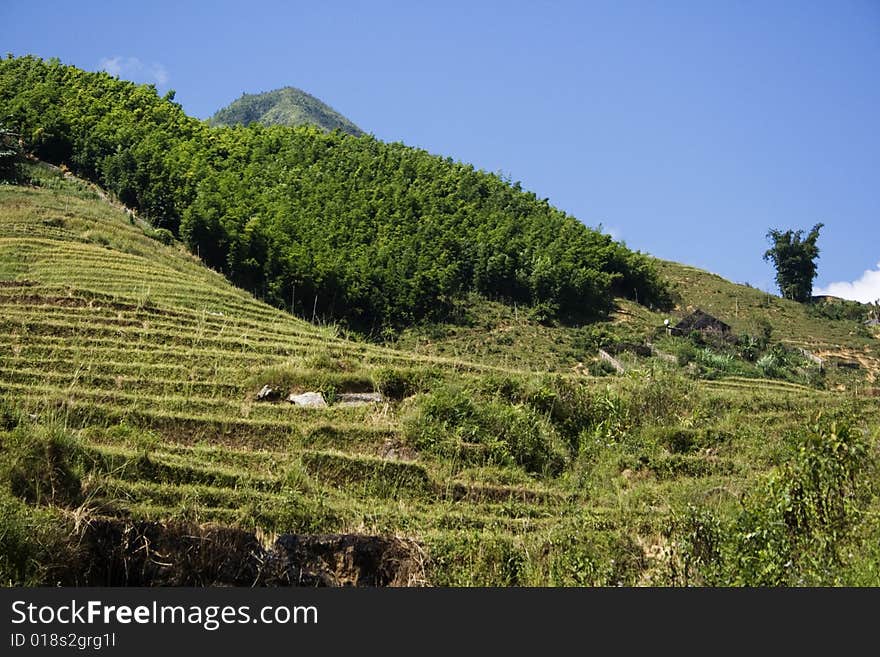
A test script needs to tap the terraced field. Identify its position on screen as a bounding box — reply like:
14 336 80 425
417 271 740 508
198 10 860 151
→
1 167 879 586
394 259 879 388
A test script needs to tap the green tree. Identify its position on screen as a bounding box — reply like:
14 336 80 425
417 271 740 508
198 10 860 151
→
763 223 824 302
0 123 22 183
0 54 673 334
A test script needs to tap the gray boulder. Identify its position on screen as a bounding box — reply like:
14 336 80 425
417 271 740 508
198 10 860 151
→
287 391 327 408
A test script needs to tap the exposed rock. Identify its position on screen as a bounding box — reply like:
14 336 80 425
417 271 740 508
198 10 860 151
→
336 391 384 407
797 348 825 369
256 384 281 401
67 519 424 587
598 348 626 374
265 534 423 587
288 391 327 407
73 520 265 586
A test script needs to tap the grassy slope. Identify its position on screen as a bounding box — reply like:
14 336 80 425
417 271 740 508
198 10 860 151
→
1 166 878 585
392 260 879 388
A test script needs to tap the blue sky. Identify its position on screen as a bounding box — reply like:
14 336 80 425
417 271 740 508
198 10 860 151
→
4 1 879 301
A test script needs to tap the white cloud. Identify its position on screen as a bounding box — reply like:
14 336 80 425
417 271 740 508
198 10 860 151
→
98 56 122 76
594 223 621 241
605 225 622 241
98 56 169 87
149 63 169 86
815 262 880 304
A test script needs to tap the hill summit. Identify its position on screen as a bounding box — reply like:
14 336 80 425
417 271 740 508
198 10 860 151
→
208 86 364 136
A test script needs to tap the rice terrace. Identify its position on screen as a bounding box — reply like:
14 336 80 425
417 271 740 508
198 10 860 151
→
1 55 879 587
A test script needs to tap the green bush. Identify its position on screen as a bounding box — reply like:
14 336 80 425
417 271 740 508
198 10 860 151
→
756 353 779 377
372 367 438 401
0 423 85 506
587 359 618 376
676 342 698 366
0 123 23 184
542 527 645 586
620 372 694 427
424 531 526 586
698 348 736 372
670 417 876 586
404 385 567 476
0 490 74 585
646 427 701 454
0 398 22 431
144 226 175 246
730 419 873 585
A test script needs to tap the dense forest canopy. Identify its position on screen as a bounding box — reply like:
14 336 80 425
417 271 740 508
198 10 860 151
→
0 55 670 333
208 86 365 136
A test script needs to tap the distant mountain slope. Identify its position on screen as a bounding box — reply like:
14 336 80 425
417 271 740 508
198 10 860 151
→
208 86 364 136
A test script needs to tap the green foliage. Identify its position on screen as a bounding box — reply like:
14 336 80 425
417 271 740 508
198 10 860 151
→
0 55 670 333
665 504 725 586
756 353 779 377
372 367 438 400
0 398 22 431
763 223 823 303
208 87 364 136
0 489 73 586
676 341 698 366
670 417 876 586
143 226 175 245
737 334 763 362
403 385 567 476
425 532 526 586
807 298 873 322
0 123 23 183
698 348 736 372
1 422 85 506
587 359 618 376
646 427 726 454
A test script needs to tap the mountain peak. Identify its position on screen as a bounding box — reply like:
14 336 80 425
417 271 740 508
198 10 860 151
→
208 86 364 136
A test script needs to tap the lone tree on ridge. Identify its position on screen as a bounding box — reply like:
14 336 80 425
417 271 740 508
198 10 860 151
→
763 223 824 303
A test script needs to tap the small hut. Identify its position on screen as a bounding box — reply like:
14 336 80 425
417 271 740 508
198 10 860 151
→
670 309 732 339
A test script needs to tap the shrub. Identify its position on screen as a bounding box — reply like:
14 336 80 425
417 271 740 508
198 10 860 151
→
729 418 874 585
737 335 762 362
0 490 74 585
588 359 618 376
543 526 645 586
424 531 526 586
0 123 23 184
403 385 567 476
0 398 22 431
144 226 175 246
676 342 697 366
670 417 876 586
698 348 735 372
372 367 438 401
620 372 694 427
756 353 778 377
0 423 85 506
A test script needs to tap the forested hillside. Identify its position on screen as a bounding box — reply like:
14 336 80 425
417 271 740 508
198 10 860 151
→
0 55 669 334
208 86 364 136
